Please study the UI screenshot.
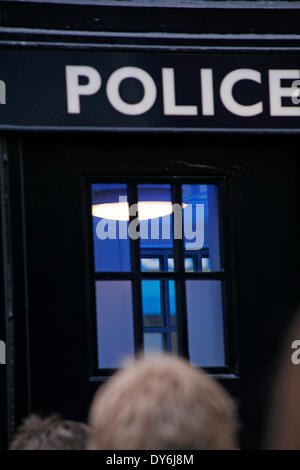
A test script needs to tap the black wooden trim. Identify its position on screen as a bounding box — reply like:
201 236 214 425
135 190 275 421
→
94 271 226 280
0 139 16 446
87 175 227 184
219 178 239 376
5 42 300 52
0 137 32 446
6 138 31 434
3 35 300 50
85 180 101 378
0 139 10 449
89 370 239 382
1 1 300 35
3 127 300 134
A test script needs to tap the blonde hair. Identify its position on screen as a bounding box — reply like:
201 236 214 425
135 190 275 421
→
87 354 238 450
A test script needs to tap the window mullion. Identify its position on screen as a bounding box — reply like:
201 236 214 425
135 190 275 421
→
128 183 143 356
172 184 189 359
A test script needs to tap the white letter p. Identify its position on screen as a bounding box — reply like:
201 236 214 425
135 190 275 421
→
65 66 101 114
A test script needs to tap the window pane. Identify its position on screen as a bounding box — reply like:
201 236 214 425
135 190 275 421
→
144 333 164 356
168 280 176 326
141 258 160 272
185 280 225 367
95 281 135 369
182 184 220 271
168 258 174 272
142 280 163 326
202 257 211 272
171 332 178 354
138 184 173 270
168 257 194 272
92 184 131 272
184 257 194 272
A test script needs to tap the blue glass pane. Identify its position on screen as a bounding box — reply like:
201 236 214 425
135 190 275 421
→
141 280 161 314
169 280 176 315
142 280 162 326
138 185 174 261
168 280 176 327
92 184 131 272
182 184 220 271
144 333 164 357
168 281 176 326
95 281 135 369
185 280 225 367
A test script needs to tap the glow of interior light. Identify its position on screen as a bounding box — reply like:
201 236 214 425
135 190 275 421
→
92 201 187 221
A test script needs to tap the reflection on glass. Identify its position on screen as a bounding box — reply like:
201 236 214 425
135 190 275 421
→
144 333 164 356
168 258 174 272
139 184 173 270
92 184 131 272
141 258 160 272
95 281 135 369
185 280 225 367
185 258 194 272
168 257 194 272
202 257 211 272
142 280 163 326
182 184 220 271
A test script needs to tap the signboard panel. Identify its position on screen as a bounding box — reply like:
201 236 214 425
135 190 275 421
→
0 49 300 131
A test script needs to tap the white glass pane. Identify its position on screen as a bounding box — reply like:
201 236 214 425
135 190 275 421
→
168 257 194 272
184 257 194 272
185 280 225 367
141 258 160 272
95 281 134 369
171 332 178 354
168 258 174 272
144 333 164 356
202 257 211 272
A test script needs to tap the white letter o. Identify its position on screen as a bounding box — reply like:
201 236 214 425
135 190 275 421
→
106 67 157 115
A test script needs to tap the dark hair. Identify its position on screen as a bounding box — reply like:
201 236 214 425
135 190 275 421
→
9 414 89 450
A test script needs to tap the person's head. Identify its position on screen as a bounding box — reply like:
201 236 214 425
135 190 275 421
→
9 414 89 450
87 354 238 450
